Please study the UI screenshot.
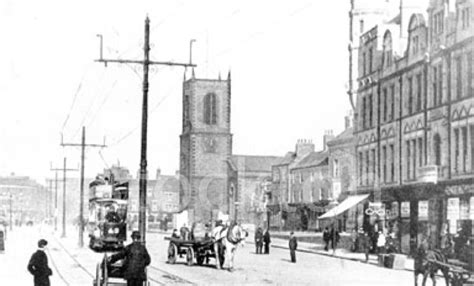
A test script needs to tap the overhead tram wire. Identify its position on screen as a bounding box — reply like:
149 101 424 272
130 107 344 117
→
61 63 94 132
108 90 173 148
85 79 118 129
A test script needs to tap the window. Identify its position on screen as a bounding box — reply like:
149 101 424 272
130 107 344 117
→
471 125 474 172
390 144 395 182
418 138 423 167
416 73 422 112
412 35 419 54
412 139 417 179
365 150 369 185
468 52 472 96
204 93 217 125
434 134 441 166
369 47 373 73
434 11 444 34
371 149 376 184
408 77 413 114
382 146 387 183
334 159 339 177
390 85 395 120
456 57 463 99
363 52 367 76
362 97 367 129
462 7 471 29
454 129 460 173
462 126 468 173
406 141 411 179
359 152 363 185
360 19 364 34
433 66 438 106
383 88 388 122
369 94 373 127
438 64 443 105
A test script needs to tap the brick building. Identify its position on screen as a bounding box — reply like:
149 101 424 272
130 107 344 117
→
355 0 473 257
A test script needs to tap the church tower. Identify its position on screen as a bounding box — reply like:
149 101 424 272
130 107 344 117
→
179 70 232 223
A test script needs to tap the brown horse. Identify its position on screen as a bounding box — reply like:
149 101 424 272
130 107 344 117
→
414 248 450 286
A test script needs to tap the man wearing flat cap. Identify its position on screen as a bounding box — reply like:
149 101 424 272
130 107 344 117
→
109 231 151 286
27 239 52 286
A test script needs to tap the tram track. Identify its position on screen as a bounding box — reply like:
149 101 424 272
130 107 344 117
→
48 235 195 285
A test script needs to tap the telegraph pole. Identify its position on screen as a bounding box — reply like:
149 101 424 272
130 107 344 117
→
61 126 106 247
95 17 196 244
51 158 77 238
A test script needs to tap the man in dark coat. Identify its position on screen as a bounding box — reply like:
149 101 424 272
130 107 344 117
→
289 232 298 263
323 227 330 251
330 226 340 254
263 228 271 254
28 239 52 286
255 227 263 254
109 231 151 286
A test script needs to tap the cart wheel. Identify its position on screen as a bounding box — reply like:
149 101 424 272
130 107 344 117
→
167 243 177 264
95 263 102 286
196 254 205 266
186 247 194 266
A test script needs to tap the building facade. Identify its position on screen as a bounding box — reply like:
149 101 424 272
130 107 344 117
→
355 0 473 258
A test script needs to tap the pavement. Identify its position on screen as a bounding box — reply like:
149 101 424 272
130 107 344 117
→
247 230 414 271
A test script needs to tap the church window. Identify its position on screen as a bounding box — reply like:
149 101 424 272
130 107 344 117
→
204 93 217 125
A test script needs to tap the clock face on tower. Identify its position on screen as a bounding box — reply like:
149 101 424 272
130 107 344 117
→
204 137 217 153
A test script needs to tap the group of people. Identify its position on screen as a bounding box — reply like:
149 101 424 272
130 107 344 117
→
254 227 271 254
27 230 151 286
322 227 340 253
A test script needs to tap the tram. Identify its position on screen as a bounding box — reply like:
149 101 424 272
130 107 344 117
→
87 176 129 251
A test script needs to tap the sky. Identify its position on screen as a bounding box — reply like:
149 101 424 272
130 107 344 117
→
0 0 351 183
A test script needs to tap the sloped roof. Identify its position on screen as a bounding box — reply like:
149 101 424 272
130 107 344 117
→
274 152 296 166
327 127 354 146
153 175 179 193
293 151 328 169
230 155 282 173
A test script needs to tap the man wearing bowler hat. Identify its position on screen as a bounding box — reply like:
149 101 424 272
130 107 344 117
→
28 239 53 286
109 231 151 286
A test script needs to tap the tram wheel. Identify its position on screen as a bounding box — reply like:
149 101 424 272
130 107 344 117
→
186 247 194 266
167 243 177 264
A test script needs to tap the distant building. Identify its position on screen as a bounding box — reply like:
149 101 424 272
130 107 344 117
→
0 174 48 225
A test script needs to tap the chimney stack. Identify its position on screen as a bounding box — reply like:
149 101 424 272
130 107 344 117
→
156 168 162 179
295 139 315 158
323 130 335 150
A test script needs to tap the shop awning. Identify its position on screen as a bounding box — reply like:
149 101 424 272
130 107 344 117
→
318 194 369 219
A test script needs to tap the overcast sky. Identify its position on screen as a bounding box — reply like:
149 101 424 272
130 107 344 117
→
0 0 351 183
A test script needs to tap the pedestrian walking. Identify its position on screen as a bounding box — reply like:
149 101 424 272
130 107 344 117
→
289 232 298 263
359 230 371 262
263 228 271 254
27 239 52 286
377 230 386 254
255 227 263 254
330 226 340 254
322 227 330 251
109 231 151 286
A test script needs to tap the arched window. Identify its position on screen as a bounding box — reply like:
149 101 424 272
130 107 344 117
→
204 93 217 125
433 133 441 166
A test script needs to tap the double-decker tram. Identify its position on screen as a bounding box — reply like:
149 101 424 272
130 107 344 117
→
88 176 129 251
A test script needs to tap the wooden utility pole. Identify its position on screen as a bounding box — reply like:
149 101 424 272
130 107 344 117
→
61 126 106 247
95 17 196 244
51 158 77 238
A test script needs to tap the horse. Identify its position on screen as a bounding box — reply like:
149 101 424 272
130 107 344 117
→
414 248 450 286
211 223 248 271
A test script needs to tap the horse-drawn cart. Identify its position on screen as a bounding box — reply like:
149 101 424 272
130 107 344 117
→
165 236 225 268
93 253 149 286
426 259 471 286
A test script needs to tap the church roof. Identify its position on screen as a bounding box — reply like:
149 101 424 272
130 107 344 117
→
293 151 328 169
230 155 282 173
